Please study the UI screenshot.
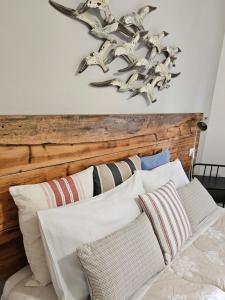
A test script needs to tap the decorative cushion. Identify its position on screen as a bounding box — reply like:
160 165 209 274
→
177 178 217 232
77 213 165 300
141 149 170 170
38 173 145 300
137 159 189 193
9 166 94 287
93 155 141 195
139 180 192 264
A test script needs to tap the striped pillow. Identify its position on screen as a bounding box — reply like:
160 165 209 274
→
139 180 192 264
10 166 94 287
93 155 141 195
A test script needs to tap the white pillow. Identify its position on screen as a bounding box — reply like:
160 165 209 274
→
137 159 189 192
38 173 144 300
9 166 94 287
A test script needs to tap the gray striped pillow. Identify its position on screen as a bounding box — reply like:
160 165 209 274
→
77 213 165 300
177 178 217 232
93 155 141 195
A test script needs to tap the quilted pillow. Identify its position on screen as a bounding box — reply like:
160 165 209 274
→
139 180 192 264
9 166 94 287
93 155 141 195
141 149 170 170
177 178 217 232
77 213 165 300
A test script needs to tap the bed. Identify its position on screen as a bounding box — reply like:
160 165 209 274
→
2 207 225 300
1 113 215 300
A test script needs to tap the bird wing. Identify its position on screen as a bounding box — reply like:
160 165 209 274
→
165 57 171 67
128 72 146 83
117 22 134 37
49 0 79 18
132 32 140 45
90 79 121 88
121 14 135 26
152 76 164 87
103 22 119 34
76 12 101 29
99 41 114 57
118 63 137 73
139 5 157 19
77 57 88 73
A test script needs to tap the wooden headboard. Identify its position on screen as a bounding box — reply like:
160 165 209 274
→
0 113 202 279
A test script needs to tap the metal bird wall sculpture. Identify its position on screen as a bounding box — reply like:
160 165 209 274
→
49 0 181 105
121 5 157 32
90 72 146 92
78 40 115 73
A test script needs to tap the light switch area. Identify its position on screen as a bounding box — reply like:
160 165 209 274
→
189 148 195 158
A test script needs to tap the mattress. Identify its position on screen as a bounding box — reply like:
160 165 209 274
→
2 207 224 300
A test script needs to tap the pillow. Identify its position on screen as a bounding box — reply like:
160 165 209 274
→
139 180 192 264
9 166 94 287
137 159 189 193
141 149 170 170
177 178 217 232
38 173 144 300
77 213 165 300
93 155 141 195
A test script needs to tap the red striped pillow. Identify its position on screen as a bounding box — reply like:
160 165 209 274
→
41 173 86 207
139 180 192 264
10 166 94 286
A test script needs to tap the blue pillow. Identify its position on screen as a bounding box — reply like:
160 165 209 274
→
141 149 170 170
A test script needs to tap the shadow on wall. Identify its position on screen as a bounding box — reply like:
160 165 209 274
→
0 281 4 297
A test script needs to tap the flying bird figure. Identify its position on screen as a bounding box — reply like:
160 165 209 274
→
90 72 146 92
83 0 114 24
155 57 181 89
77 12 132 42
114 32 140 64
118 47 157 73
162 46 181 66
121 5 157 32
131 76 164 104
49 1 131 41
78 40 115 73
143 31 169 53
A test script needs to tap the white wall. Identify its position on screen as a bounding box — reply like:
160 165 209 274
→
202 35 225 166
0 0 225 114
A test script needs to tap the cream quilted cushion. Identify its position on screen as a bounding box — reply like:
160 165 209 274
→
77 213 165 300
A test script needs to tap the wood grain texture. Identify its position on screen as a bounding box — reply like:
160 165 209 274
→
0 113 202 280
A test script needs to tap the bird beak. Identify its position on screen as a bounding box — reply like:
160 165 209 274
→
150 6 157 11
171 72 181 78
178 48 182 53
163 31 169 36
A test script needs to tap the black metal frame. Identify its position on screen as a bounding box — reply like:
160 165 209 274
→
192 163 225 207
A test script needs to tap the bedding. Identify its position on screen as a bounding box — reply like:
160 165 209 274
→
139 180 192 264
77 213 165 300
178 178 217 231
137 159 189 192
93 155 141 195
141 149 170 170
3 208 225 300
38 173 144 300
9 166 94 287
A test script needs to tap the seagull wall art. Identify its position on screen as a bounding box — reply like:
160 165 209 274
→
49 0 181 105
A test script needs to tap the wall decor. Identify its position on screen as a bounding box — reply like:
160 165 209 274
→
49 0 181 105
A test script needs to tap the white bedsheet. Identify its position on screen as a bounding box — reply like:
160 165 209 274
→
2 207 224 300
